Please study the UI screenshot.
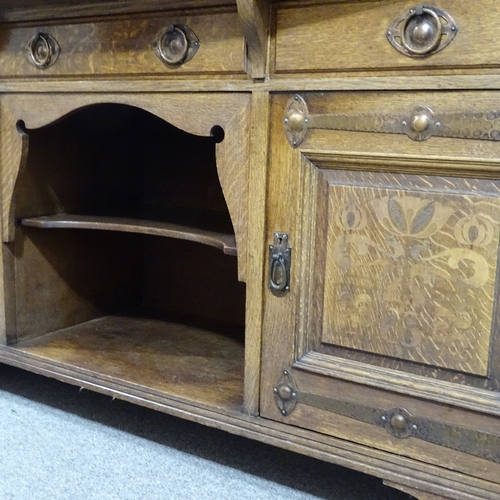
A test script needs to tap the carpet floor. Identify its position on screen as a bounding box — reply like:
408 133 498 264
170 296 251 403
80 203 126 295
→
0 364 414 500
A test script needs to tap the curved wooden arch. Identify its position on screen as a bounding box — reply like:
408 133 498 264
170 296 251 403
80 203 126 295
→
1 93 250 280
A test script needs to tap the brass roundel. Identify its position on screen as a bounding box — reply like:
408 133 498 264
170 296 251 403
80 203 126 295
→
287 111 306 132
412 112 430 132
402 7 442 55
390 413 407 431
382 407 414 438
277 384 294 401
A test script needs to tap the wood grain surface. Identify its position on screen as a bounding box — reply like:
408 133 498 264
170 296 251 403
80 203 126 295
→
237 0 269 78
13 308 245 411
0 9 245 79
1 2 500 499
20 214 238 255
0 92 251 280
260 91 500 488
273 0 500 76
0 0 236 23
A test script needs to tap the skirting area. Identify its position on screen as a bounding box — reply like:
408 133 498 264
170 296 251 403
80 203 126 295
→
0 364 413 500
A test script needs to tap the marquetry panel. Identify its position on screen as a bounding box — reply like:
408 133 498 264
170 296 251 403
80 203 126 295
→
321 178 500 375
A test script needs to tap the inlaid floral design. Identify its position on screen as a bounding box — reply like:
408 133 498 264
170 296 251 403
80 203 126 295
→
454 213 494 248
325 186 500 376
335 202 367 232
371 196 455 238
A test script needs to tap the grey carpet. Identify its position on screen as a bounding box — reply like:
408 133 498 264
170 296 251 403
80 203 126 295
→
0 364 414 500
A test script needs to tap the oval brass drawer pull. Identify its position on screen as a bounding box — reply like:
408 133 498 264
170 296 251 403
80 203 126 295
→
387 5 458 57
25 32 60 69
152 24 200 67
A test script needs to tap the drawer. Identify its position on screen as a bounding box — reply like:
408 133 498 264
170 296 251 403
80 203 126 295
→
273 0 500 76
0 9 246 79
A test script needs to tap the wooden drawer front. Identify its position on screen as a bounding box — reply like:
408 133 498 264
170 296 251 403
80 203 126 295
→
274 0 500 76
0 10 245 78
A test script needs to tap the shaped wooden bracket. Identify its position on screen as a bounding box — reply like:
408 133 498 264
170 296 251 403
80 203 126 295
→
237 0 270 78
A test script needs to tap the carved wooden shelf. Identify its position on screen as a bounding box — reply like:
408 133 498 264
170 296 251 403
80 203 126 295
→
11 307 245 411
20 213 238 256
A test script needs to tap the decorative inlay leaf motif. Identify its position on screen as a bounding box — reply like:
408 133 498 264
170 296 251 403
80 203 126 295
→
326 187 500 376
454 213 494 248
371 196 454 238
469 226 479 243
347 211 356 228
335 202 367 232
388 197 407 233
411 201 435 235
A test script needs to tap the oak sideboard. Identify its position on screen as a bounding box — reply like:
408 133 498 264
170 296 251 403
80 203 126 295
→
0 1 499 499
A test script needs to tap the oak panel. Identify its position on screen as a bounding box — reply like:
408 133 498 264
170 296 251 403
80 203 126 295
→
274 0 500 76
321 179 500 376
13 308 245 411
0 9 245 78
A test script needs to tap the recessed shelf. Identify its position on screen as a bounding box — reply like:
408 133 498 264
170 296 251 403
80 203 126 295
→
20 213 237 256
7 102 246 416
12 307 245 411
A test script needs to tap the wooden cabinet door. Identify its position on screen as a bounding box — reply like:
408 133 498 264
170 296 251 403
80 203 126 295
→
260 92 500 484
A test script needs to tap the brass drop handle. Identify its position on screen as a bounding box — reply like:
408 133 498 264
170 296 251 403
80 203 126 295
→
268 233 291 297
25 32 60 69
387 5 458 57
152 24 200 67
269 255 288 292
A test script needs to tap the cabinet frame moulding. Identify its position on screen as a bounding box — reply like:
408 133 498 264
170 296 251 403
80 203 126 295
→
4 75 500 94
236 0 270 78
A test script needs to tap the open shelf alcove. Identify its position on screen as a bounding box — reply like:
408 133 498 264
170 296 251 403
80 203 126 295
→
0 93 251 413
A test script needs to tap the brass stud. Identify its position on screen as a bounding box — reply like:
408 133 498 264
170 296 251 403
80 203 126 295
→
412 112 430 132
287 111 305 132
390 413 407 431
277 384 293 401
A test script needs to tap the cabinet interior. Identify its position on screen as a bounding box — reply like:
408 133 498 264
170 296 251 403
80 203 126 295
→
6 103 246 411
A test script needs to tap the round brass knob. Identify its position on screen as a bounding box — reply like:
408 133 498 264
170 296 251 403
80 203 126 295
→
390 413 407 431
402 8 442 55
412 112 430 132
